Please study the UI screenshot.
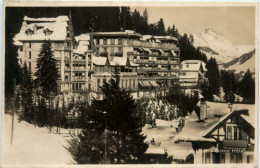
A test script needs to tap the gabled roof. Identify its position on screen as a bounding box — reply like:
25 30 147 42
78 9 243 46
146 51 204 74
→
14 16 69 44
177 102 255 142
180 60 207 72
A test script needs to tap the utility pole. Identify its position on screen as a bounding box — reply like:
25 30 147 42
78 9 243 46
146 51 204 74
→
11 78 16 144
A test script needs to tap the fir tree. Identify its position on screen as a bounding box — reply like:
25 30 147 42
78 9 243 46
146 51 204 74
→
79 67 148 164
34 40 60 99
20 63 34 123
238 69 255 103
206 58 220 95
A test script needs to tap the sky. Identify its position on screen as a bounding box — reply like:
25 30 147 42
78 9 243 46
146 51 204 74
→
133 6 255 46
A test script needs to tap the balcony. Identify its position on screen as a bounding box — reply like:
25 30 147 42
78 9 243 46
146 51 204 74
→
223 139 248 149
126 39 177 50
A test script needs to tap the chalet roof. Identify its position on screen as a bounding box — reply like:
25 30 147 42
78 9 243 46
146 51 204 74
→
180 60 207 72
177 102 255 142
13 16 69 44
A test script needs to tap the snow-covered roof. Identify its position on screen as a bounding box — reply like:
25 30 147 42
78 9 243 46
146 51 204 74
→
180 60 207 72
92 56 107 66
14 16 69 44
109 57 127 66
75 34 91 42
153 36 178 42
73 34 91 54
23 16 69 22
178 102 255 142
89 30 141 37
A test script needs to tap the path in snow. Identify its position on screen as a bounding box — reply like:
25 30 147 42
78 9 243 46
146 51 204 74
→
1 113 74 167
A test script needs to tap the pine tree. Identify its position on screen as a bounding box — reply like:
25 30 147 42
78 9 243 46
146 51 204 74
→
238 69 255 103
34 40 60 99
20 63 34 123
206 58 220 95
79 67 148 164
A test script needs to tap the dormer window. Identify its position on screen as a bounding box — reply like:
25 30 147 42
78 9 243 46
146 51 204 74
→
44 29 53 36
26 29 34 36
186 64 189 68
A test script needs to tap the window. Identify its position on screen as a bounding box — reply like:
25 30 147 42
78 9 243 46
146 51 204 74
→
111 47 114 54
125 80 128 88
29 42 32 48
205 152 210 163
29 62 31 69
118 39 122 45
118 47 122 52
234 127 238 140
121 80 124 88
103 79 106 86
111 39 115 45
29 51 32 59
220 153 225 163
97 79 101 91
104 47 107 52
129 80 131 89
247 155 251 163
96 39 100 45
133 80 135 89
103 39 107 45
230 153 242 163
227 126 232 139
65 76 69 79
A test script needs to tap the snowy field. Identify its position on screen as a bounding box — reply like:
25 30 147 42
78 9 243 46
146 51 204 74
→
1 114 74 167
142 119 194 160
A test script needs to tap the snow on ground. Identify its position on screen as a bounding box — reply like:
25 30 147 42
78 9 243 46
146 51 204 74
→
1 114 74 167
142 119 193 160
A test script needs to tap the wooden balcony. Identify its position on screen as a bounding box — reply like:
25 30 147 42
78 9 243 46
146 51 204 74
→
223 139 248 149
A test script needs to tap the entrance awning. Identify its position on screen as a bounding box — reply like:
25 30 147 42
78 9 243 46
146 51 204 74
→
149 81 158 87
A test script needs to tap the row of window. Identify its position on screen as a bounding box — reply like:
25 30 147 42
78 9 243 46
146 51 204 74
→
205 152 251 164
96 38 122 45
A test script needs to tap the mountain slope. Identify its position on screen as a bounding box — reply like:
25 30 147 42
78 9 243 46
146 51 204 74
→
221 50 255 75
192 28 254 64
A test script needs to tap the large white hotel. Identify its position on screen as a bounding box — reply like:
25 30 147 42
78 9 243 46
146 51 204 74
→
14 15 206 94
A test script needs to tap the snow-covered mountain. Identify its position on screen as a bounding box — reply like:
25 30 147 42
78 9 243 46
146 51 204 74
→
192 28 254 64
221 50 255 77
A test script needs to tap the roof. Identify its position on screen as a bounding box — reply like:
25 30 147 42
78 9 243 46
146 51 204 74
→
178 102 255 142
109 57 127 66
14 16 69 44
73 35 91 54
23 16 69 22
89 30 141 37
75 34 91 42
180 60 207 72
92 56 107 66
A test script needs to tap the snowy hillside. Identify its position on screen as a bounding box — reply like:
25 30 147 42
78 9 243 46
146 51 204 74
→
221 50 255 75
1 114 74 166
192 28 254 64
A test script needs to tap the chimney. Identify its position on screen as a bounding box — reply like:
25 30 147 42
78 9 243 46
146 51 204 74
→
200 98 207 121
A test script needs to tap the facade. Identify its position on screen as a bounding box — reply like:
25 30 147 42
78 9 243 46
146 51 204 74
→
14 15 76 92
14 16 180 93
179 60 207 88
89 30 180 90
177 101 255 164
